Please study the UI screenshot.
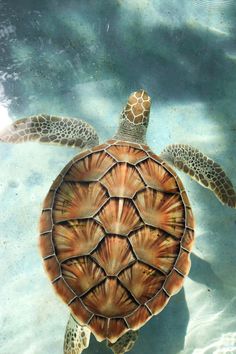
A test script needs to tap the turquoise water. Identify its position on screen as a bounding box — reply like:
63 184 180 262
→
0 1 236 353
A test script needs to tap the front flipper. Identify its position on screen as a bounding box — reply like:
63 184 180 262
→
107 331 138 354
0 114 99 149
64 314 91 354
160 144 236 208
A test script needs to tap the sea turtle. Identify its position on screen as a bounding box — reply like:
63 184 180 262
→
1 90 235 354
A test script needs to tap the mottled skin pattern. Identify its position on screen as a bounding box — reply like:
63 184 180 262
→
160 144 236 208
114 90 151 144
0 90 235 354
107 331 138 354
0 114 99 149
64 315 90 354
39 139 193 344
65 314 137 354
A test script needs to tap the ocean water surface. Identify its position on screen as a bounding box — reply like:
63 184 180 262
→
0 1 236 353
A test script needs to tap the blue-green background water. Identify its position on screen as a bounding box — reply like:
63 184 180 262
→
0 1 236 353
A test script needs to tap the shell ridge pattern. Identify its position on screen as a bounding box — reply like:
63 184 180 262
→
39 141 195 343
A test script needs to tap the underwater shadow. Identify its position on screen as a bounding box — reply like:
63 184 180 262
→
189 253 223 290
84 289 189 354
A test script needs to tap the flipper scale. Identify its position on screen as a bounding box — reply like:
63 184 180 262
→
160 144 236 208
107 331 138 354
64 314 91 354
0 114 99 149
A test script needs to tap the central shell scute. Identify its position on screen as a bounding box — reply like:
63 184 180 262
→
95 199 143 235
92 236 135 275
100 163 145 198
82 278 138 317
107 145 147 164
39 142 194 343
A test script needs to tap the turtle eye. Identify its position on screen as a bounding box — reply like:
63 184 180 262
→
122 90 151 126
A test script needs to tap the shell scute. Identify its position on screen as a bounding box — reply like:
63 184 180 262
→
72 149 91 162
181 228 195 251
53 182 108 222
106 139 117 144
88 316 108 342
95 199 143 235
137 158 179 192
125 306 151 330
114 140 142 150
42 190 55 209
69 298 93 324
147 151 164 164
119 262 166 304
164 270 185 296
146 289 170 315
50 174 63 191
43 256 60 281
186 207 195 229
100 163 145 198
53 277 75 303
39 142 194 343
52 219 105 262
82 278 138 317
65 151 114 182
134 188 185 238
175 248 191 276
140 144 150 151
92 236 135 275
61 257 106 295
106 145 147 164
40 210 53 234
106 319 128 342
39 233 54 258
129 226 180 274
181 191 191 207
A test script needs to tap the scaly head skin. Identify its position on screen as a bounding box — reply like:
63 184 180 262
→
113 90 151 144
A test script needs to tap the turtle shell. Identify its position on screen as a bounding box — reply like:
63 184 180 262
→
39 139 195 343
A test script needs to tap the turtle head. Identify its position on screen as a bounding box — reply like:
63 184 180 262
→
113 90 151 144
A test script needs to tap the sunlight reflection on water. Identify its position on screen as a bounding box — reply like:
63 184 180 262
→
0 104 12 131
193 332 236 353
0 84 12 131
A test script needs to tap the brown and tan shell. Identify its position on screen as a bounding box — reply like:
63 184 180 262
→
39 140 195 343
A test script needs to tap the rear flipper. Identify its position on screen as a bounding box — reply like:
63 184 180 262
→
64 314 91 354
0 114 99 149
160 144 236 208
107 331 138 354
